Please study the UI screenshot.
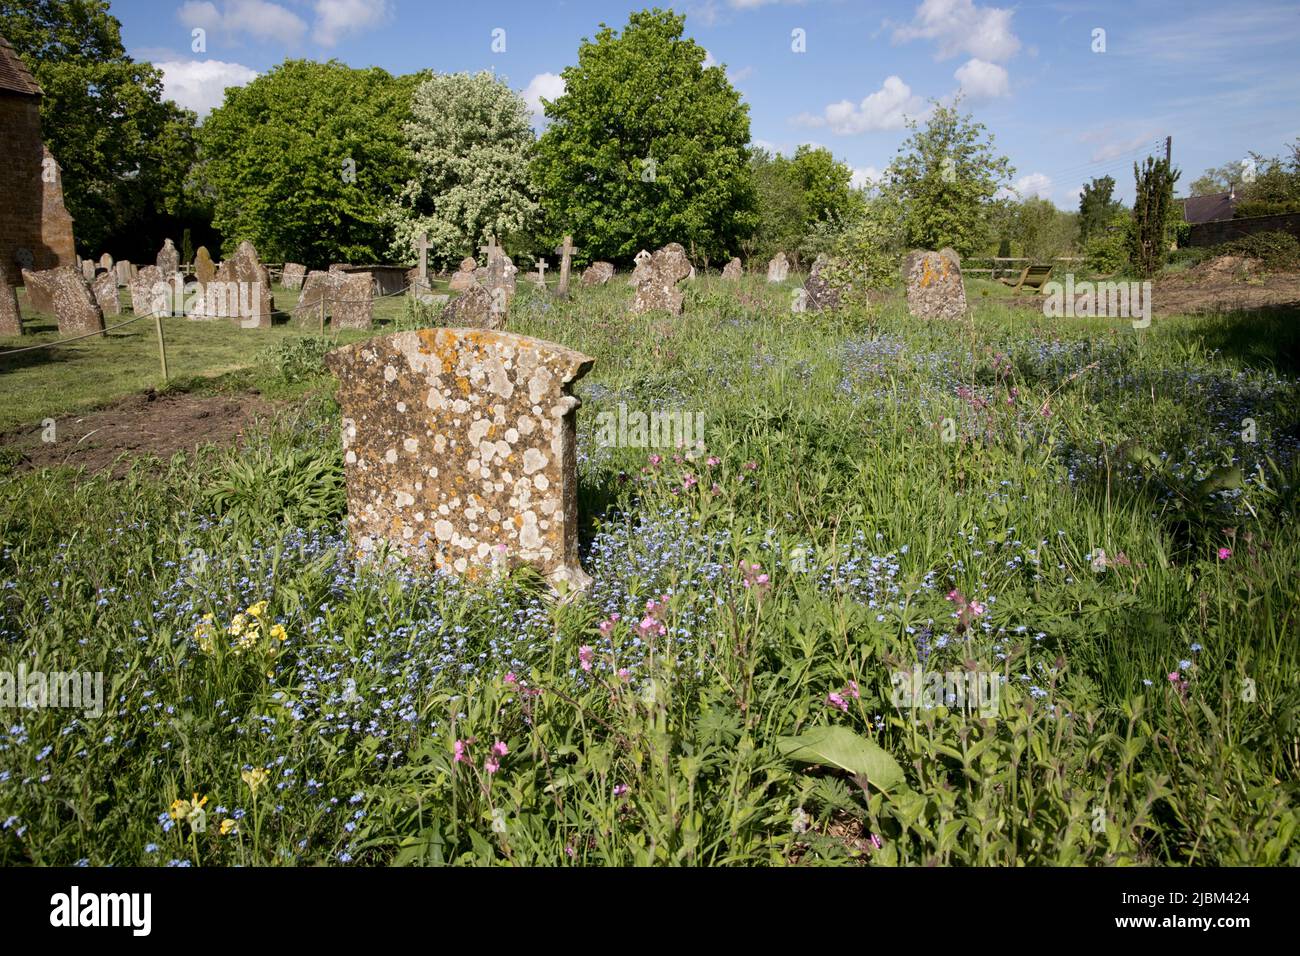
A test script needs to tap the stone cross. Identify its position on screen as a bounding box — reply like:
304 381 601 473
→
533 257 548 288
479 236 502 264
324 329 596 592
415 233 429 287
554 235 577 298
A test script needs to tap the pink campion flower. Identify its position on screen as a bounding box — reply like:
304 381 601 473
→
673 454 683 464
969 600 986 617
826 692 849 713
706 456 720 467
946 589 963 604
682 474 698 489
1217 547 1232 560
598 619 614 635
613 784 628 797
492 740 509 757
847 680 860 699
743 461 758 471
485 757 500 774
617 668 630 681
648 454 662 466
453 740 469 764
1167 671 1181 683
638 615 665 638
504 672 518 686
756 573 769 586
578 645 595 671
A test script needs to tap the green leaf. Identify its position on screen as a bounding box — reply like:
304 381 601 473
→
775 726 906 793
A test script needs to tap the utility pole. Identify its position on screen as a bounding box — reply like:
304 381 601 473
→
1165 135 1172 165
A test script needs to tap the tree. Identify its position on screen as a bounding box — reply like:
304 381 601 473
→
1129 156 1179 278
880 100 1014 258
1188 162 1247 197
0 0 202 257
1235 142 1300 217
746 149 807 263
532 8 756 263
200 60 418 265
1077 175 1119 246
387 71 539 268
1014 198 1076 261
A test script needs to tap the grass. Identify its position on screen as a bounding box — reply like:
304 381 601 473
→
0 274 1297 866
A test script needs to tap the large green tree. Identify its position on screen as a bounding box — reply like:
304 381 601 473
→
0 0 201 258
532 8 756 263
387 71 538 268
1077 175 1119 246
200 60 418 265
880 101 1014 258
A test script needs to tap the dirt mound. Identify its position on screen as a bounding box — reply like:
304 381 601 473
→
1 390 275 477
1186 254 1263 281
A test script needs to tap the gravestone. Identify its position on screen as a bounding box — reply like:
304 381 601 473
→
553 235 577 298
157 238 179 277
281 262 307 291
22 266 104 337
767 252 789 283
441 283 503 329
99 253 113 272
631 242 692 315
802 254 842 311
24 271 55 313
904 249 967 322
91 270 121 317
0 266 21 336
790 288 808 314
332 272 374 330
195 246 215 285
532 258 549 289
114 261 131 287
81 260 96 282
629 249 652 286
449 257 478 292
293 270 341 326
228 240 274 327
939 247 961 270
413 233 429 293
581 261 615 286
324 328 595 591
129 265 164 315
722 257 743 280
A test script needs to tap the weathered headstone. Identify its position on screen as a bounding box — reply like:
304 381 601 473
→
293 270 340 327
129 265 164 315
939 247 961 270
631 242 692 315
532 258 549 289
115 261 132 287
157 238 179 277
581 261 615 286
24 271 55 313
80 259 96 282
554 235 577 298
91 271 121 317
195 246 215 285
479 253 517 305
722 257 743 280
22 266 105 337
904 249 967 322
414 233 429 291
332 272 374 330
449 257 478 292
99 253 113 272
281 262 307 291
0 266 21 336
802 254 842 311
629 249 652 286
790 288 808 314
324 328 595 591
228 240 274 327
440 283 504 329
767 252 790 283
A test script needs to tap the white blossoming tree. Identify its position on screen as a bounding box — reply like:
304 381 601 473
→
388 71 540 267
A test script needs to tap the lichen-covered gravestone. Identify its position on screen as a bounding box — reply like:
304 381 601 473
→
631 242 693 315
195 246 216 285
628 249 652 286
80 260 95 282
581 262 615 286
802 254 842 311
767 252 790 283
325 328 596 592
157 238 179 277
281 263 307 291
22 266 104 337
331 272 374 330
228 240 273 327
449 257 478 292
904 249 967 322
722 257 743 280
441 283 504 329
99 253 113 272
91 271 121 317
114 261 131 288
0 266 22 336
129 265 164 315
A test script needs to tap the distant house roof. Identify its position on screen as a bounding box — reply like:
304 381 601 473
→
1181 191 1238 224
0 34 42 97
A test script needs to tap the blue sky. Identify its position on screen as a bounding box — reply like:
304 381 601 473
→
116 0 1300 207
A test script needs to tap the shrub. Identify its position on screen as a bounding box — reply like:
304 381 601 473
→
1218 230 1300 271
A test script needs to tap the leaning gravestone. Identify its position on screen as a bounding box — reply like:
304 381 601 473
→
228 240 274 327
195 246 216 285
802 254 842 311
553 235 578 298
324 328 595 591
632 242 693 315
281 262 307 291
767 252 790 283
904 249 967 322
157 238 179 277
478 254 517 305
449 257 478 292
581 262 615 286
24 271 55 313
331 272 374 330
722 257 743 280
114 260 132 288
441 283 503 329
0 266 21 336
293 270 342 326
129 265 164 315
22 266 105 337
81 260 96 282
91 271 121 317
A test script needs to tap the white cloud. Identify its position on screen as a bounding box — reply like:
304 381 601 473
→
1015 172 1053 199
178 0 308 44
727 64 754 84
795 76 922 134
851 166 882 190
158 59 259 117
702 48 718 68
523 72 566 122
312 0 391 47
893 0 1020 62
954 58 1008 99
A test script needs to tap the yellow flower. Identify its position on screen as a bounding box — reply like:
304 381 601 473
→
219 818 239 837
242 767 269 795
247 601 268 619
227 613 246 637
270 623 287 642
169 797 191 821
194 614 218 654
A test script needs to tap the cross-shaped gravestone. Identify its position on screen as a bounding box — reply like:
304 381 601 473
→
479 236 502 264
533 257 548 289
554 235 577 298
414 233 429 287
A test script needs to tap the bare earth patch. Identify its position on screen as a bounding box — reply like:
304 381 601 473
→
1 390 276 476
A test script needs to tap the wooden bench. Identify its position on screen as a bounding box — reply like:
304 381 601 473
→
999 263 1054 292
